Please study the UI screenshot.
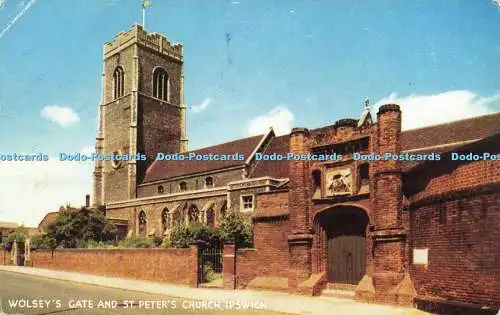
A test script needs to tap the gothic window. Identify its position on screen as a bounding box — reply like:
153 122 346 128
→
138 211 147 237
312 170 322 199
161 208 169 233
113 66 124 99
188 205 199 223
240 195 254 211
152 67 170 101
205 177 213 189
158 185 164 194
206 207 215 227
220 201 227 219
179 181 187 191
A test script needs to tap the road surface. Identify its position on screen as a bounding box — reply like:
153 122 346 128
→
0 271 284 315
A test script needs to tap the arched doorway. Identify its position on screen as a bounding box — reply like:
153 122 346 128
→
317 206 369 285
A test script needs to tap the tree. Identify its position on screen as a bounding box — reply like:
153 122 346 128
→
46 207 117 248
4 226 27 251
219 212 253 248
30 234 56 250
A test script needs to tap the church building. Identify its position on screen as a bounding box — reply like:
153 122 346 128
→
92 25 500 310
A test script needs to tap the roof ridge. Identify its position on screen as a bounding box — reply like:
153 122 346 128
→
402 111 500 133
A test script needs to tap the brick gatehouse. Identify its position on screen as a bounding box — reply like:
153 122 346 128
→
86 25 499 311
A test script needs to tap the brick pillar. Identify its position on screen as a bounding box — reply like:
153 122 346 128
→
223 243 236 289
189 243 200 288
287 128 313 290
370 104 415 305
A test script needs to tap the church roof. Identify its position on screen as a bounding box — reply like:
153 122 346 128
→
249 134 291 179
143 134 265 183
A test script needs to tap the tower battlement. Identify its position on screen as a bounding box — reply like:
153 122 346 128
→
104 24 183 61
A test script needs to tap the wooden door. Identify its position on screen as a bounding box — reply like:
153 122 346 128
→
327 235 365 284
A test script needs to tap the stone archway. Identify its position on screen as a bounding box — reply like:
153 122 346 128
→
315 206 369 285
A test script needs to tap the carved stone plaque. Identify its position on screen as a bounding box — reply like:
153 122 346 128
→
326 168 352 196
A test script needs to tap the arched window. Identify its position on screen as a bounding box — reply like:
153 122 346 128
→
220 201 227 220
206 207 215 227
312 170 322 199
113 66 124 99
138 211 147 237
161 208 169 234
152 67 170 101
205 177 213 189
188 205 199 223
158 185 164 194
179 181 187 192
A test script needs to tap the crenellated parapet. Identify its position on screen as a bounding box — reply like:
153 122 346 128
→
104 24 183 62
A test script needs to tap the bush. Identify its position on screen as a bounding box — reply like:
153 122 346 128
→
152 236 164 247
30 234 56 250
169 224 194 248
202 263 219 282
219 212 253 248
117 236 154 248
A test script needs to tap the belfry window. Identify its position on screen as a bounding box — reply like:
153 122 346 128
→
152 68 170 101
113 66 124 99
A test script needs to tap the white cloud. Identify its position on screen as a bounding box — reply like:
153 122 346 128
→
41 105 80 127
0 150 93 227
247 106 295 136
0 0 6 8
373 90 499 130
191 98 211 113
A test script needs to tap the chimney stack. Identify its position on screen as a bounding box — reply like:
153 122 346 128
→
85 194 90 208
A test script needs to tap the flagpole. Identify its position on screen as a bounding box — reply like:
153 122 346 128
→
142 6 146 28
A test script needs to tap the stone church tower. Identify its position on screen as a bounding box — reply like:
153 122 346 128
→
93 24 188 206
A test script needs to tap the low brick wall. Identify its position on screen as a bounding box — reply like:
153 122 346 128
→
0 250 10 265
30 246 198 287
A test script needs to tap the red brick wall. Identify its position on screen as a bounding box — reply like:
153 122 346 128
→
407 160 500 203
0 250 9 265
235 217 289 289
30 247 198 287
410 191 500 308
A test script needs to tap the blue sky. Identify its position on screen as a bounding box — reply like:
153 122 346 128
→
0 0 499 226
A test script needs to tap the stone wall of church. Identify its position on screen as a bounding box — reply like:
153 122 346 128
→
29 247 198 287
137 168 244 197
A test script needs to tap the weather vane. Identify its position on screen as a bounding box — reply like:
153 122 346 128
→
364 98 371 110
142 0 151 28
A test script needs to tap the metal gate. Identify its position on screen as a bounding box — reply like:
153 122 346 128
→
198 245 223 284
327 235 365 284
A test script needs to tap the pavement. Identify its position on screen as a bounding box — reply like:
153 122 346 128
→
0 265 430 315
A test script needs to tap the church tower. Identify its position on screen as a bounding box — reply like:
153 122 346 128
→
93 24 188 206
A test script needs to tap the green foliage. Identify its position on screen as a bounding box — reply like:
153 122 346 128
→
168 224 223 248
219 212 253 248
4 226 28 251
202 263 220 282
30 234 56 250
46 207 117 248
169 224 194 248
117 236 154 248
152 236 163 247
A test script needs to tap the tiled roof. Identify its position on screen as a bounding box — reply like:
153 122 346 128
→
401 112 500 151
250 134 290 179
142 134 265 183
38 212 60 230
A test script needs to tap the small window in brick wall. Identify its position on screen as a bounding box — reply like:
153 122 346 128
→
158 185 164 194
358 164 369 194
312 170 321 199
205 177 213 189
179 181 187 192
437 203 446 224
241 195 254 211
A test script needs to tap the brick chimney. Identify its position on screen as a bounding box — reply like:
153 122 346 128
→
85 194 90 208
